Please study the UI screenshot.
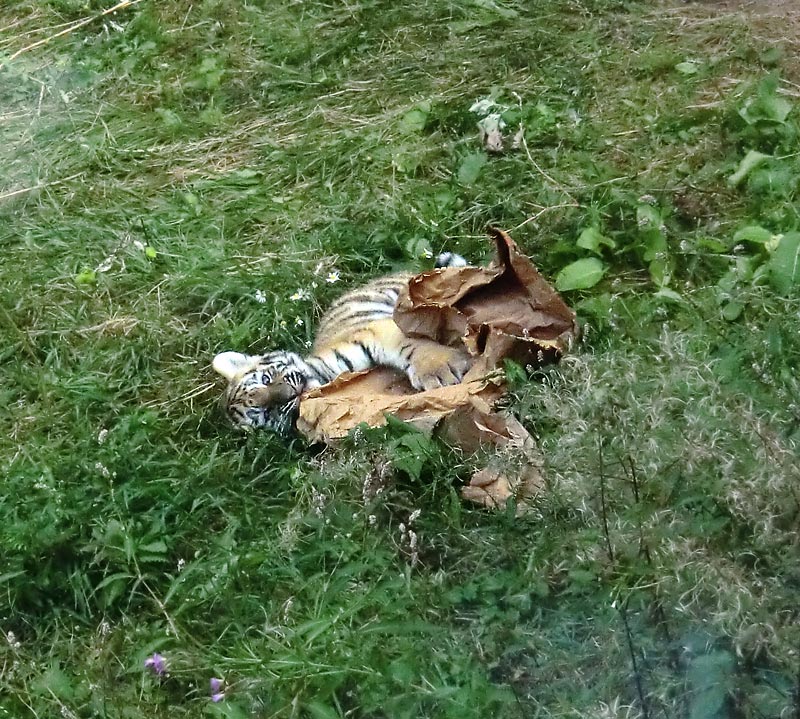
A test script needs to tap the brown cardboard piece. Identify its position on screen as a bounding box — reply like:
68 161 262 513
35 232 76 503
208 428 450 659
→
296 228 578 513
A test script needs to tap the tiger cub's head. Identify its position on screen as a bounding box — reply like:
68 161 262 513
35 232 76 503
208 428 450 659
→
212 351 308 434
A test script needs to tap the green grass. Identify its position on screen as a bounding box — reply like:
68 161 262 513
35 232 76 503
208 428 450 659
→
2 0 800 716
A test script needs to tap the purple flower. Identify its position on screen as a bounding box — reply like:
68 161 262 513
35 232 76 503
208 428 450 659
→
210 677 225 702
144 652 167 676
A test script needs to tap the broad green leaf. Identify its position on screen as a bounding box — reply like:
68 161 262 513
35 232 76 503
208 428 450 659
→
555 257 606 291
400 101 431 133
642 227 667 262
636 203 663 229
675 61 699 75
93 572 134 592
732 225 772 245
181 191 199 207
433 188 455 211
687 650 735 719
648 256 671 288
717 268 737 293
767 231 800 294
696 237 728 253
741 94 792 125
734 255 758 282
748 166 794 197
576 226 615 254
457 152 487 185
0 570 25 584
33 663 73 701
721 301 744 321
75 268 96 285
655 287 683 302
95 573 130 607
728 150 770 187
140 540 167 554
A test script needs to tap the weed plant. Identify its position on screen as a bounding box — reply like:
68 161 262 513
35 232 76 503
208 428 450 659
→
1 0 799 717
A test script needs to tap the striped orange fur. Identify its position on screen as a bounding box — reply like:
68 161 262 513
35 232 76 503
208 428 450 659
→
213 254 471 433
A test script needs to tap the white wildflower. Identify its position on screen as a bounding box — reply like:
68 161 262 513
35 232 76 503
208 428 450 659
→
398 521 420 567
95 462 111 479
294 317 304 327
289 289 310 302
311 488 326 518
6 631 21 650
408 509 421 524
254 289 267 304
325 270 341 284
408 529 419 567
97 428 109 444
177 558 186 573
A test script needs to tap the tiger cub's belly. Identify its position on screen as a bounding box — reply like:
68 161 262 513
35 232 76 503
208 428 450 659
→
313 274 408 349
309 273 470 392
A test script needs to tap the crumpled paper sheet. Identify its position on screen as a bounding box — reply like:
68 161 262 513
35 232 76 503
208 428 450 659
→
297 228 578 513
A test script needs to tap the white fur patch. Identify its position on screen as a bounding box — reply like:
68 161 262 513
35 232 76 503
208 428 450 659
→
212 351 253 380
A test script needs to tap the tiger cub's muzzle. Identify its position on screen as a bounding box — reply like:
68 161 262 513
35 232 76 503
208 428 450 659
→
244 378 300 408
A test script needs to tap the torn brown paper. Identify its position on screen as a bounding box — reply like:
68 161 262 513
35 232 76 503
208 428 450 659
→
297 368 506 442
394 226 578 375
296 228 576 511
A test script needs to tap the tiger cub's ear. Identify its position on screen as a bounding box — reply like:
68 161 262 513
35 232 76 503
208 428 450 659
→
212 351 254 380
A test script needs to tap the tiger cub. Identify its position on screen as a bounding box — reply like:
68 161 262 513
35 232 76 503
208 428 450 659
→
213 253 472 434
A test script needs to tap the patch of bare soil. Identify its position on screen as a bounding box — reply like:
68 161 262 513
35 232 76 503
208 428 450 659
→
698 0 796 9
668 0 800 83
682 0 800 33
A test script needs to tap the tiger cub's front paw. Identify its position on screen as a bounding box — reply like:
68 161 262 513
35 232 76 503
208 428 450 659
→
406 345 472 391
